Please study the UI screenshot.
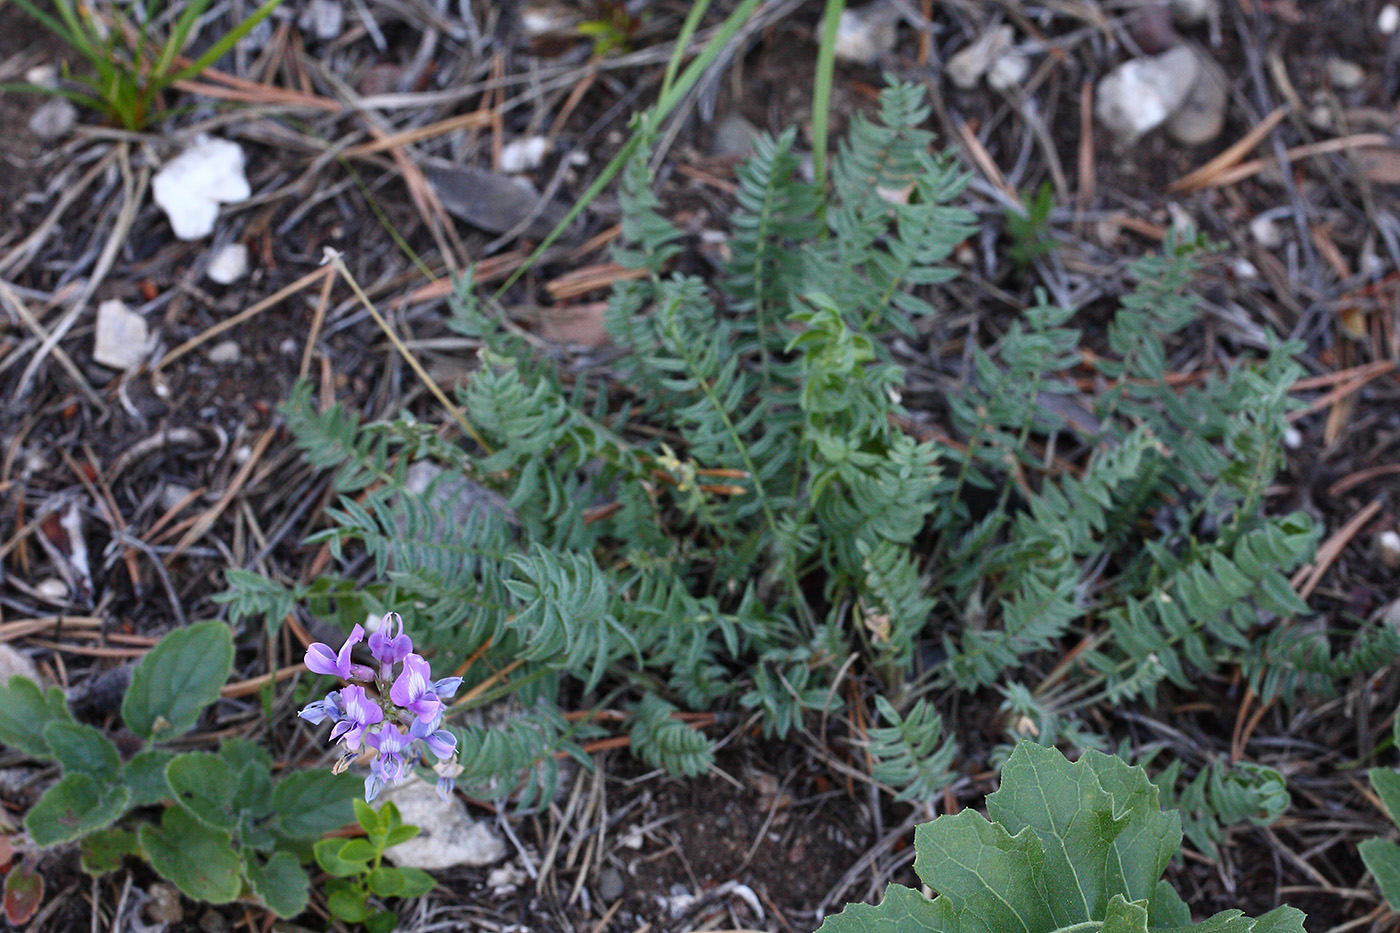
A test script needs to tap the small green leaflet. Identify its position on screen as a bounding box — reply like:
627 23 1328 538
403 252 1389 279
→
818 742 1307 933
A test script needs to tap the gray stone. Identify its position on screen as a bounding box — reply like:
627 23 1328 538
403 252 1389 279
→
28 97 76 141
1096 46 1200 143
382 778 506 870
597 867 624 902
93 299 150 371
946 25 1013 90
208 340 241 364
1167 49 1228 146
830 0 900 66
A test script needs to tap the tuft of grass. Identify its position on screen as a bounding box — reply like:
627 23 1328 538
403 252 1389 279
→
6 0 284 130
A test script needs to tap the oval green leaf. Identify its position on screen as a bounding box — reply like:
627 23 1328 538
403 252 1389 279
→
122 621 234 742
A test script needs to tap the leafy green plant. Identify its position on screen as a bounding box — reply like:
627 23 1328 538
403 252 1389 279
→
1359 710 1400 908
1153 757 1290 859
818 741 1305 933
7 0 284 130
0 621 359 917
1005 180 1057 268
313 800 434 933
221 77 1386 807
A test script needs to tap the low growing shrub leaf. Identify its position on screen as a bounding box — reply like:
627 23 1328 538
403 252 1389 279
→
25 773 128 846
122 621 234 742
273 769 359 838
79 827 140 877
1360 838 1400 910
244 850 310 918
166 752 238 830
122 749 175 807
42 721 120 779
818 742 1306 933
0 677 74 759
138 806 241 904
2 859 42 926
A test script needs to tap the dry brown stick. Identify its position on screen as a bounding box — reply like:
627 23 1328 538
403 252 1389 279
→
221 664 306 698
299 261 338 380
0 617 104 642
1075 76 1095 220
1286 361 1396 422
341 110 493 158
1291 498 1383 601
1167 105 1288 194
1204 133 1391 190
165 426 278 565
156 265 333 370
955 118 1020 205
0 280 105 410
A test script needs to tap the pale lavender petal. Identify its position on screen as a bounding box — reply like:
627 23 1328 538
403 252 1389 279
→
430 676 463 699
368 612 413 670
390 654 432 709
435 776 455 801
418 729 456 760
304 643 343 677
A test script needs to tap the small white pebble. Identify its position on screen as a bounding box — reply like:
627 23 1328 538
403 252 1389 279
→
1249 215 1282 249
499 136 549 174
25 65 57 86
279 338 299 354
1231 257 1258 279
1380 4 1400 35
1379 531 1400 570
1326 58 1365 90
987 51 1031 92
208 340 241 364
36 578 68 601
207 243 249 285
1282 426 1302 449
233 444 252 464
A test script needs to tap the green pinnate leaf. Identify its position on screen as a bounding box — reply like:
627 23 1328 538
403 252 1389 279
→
243 850 310 918
42 721 120 779
0 676 74 759
365 909 399 933
138 806 242 904
1360 837 1400 910
368 865 406 897
327 885 372 923
314 837 368 877
79 826 140 877
122 748 175 806
122 621 234 741
273 769 359 838
166 752 238 830
397 867 436 899
25 773 128 846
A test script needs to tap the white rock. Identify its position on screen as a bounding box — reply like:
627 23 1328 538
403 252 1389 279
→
152 137 251 240
207 243 249 284
0 644 42 687
709 113 760 157
499 136 549 174
93 299 150 370
1095 46 1200 143
1249 215 1282 249
28 97 76 140
831 0 900 66
946 25 1014 90
1282 427 1302 449
208 340 241 364
381 778 506 870
1327 58 1365 90
35 578 68 602
1170 0 1217 25
25 65 58 87
1167 49 1228 146
300 0 343 41
1231 257 1258 279
1380 531 1400 570
1380 4 1400 35
987 50 1031 92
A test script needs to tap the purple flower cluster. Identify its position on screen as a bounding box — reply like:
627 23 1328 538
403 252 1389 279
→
298 613 463 801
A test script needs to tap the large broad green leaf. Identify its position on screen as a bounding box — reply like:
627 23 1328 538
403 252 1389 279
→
165 752 238 830
1371 768 1400 825
1360 838 1400 910
243 851 309 918
25 773 129 846
818 742 1307 933
0 677 74 759
272 769 359 839
122 621 234 742
42 722 120 780
138 806 242 904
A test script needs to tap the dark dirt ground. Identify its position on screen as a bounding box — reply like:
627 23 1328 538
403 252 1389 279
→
2 1 1400 931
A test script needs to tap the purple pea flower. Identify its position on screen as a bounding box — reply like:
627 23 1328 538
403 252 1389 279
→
367 612 413 678
409 716 457 760
298 689 344 725
329 684 383 751
365 726 413 801
431 676 463 700
304 624 375 682
389 654 443 724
